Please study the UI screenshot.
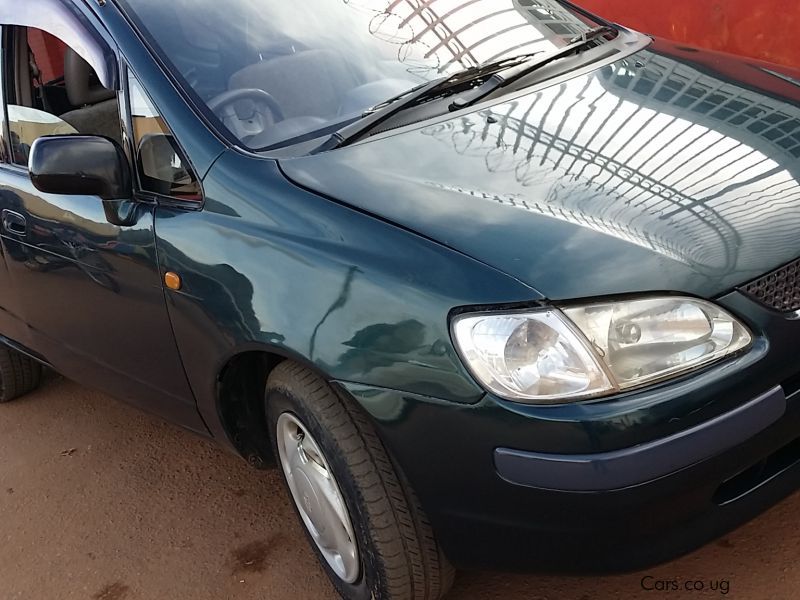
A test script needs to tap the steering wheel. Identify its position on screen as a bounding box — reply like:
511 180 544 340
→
208 88 286 143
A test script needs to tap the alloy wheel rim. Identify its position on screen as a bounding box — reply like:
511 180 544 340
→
276 412 360 583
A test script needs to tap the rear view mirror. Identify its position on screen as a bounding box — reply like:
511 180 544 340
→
28 135 132 200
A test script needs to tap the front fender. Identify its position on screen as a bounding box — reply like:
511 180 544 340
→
155 152 539 446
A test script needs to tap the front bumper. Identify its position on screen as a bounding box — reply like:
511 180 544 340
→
495 385 786 492
335 291 800 571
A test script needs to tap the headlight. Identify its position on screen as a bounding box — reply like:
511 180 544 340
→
451 297 752 404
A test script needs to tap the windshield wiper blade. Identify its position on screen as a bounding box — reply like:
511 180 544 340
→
316 76 452 152
447 25 618 112
318 25 617 152
568 25 618 45
316 52 550 152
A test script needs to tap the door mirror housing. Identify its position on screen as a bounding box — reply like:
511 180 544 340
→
28 135 132 200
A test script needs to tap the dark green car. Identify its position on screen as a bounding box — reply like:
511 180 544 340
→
1 0 800 598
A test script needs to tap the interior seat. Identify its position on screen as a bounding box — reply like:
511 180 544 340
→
60 49 122 145
228 49 362 120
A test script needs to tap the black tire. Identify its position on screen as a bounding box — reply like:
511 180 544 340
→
0 346 43 403
265 361 455 600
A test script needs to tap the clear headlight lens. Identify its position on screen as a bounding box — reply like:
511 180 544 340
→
451 311 614 402
452 297 752 404
563 297 752 391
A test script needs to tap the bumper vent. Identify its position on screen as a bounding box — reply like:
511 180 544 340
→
740 258 800 313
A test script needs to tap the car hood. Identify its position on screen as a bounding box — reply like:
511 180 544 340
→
280 42 800 301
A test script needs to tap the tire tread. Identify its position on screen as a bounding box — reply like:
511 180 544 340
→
0 346 43 403
267 361 454 600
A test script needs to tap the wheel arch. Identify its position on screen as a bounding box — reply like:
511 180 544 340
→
214 344 343 468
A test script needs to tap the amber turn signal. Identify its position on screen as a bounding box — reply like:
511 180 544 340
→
164 271 182 291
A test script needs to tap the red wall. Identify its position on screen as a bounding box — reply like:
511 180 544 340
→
28 29 66 84
23 4 800 76
579 0 800 69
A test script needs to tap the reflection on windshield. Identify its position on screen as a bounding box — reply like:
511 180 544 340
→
121 0 592 148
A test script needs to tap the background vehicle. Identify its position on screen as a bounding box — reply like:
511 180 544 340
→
1 1 799 599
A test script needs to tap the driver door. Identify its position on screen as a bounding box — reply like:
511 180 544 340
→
0 15 205 432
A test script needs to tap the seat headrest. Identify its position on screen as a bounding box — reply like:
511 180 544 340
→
64 48 115 106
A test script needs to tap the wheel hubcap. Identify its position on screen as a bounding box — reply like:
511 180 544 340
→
276 412 359 583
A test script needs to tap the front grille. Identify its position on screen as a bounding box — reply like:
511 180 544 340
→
740 258 800 313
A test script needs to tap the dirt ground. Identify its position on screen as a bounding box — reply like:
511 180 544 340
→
1 373 798 600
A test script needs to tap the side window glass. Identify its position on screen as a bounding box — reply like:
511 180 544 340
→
128 71 201 201
5 27 122 166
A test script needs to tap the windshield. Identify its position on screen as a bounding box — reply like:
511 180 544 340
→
119 0 597 150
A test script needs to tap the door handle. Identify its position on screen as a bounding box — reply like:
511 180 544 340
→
1 210 26 236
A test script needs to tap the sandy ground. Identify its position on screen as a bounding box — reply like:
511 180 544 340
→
1 373 799 600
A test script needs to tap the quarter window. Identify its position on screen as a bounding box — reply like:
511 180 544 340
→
127 70 201 201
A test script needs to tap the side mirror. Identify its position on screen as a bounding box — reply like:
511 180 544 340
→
28 135 132 201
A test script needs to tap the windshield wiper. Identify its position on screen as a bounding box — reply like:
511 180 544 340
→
318 25 617 152
315 52 548 153
447 25 617 111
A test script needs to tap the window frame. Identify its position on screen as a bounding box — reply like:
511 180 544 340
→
0 0 118 92
0 26 8 168
0 26 31 174
0 0 121 173
0 23 122 170
0 15 204 211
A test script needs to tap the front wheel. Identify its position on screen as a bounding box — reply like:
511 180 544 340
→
0 346 42 403
265 361 454 600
